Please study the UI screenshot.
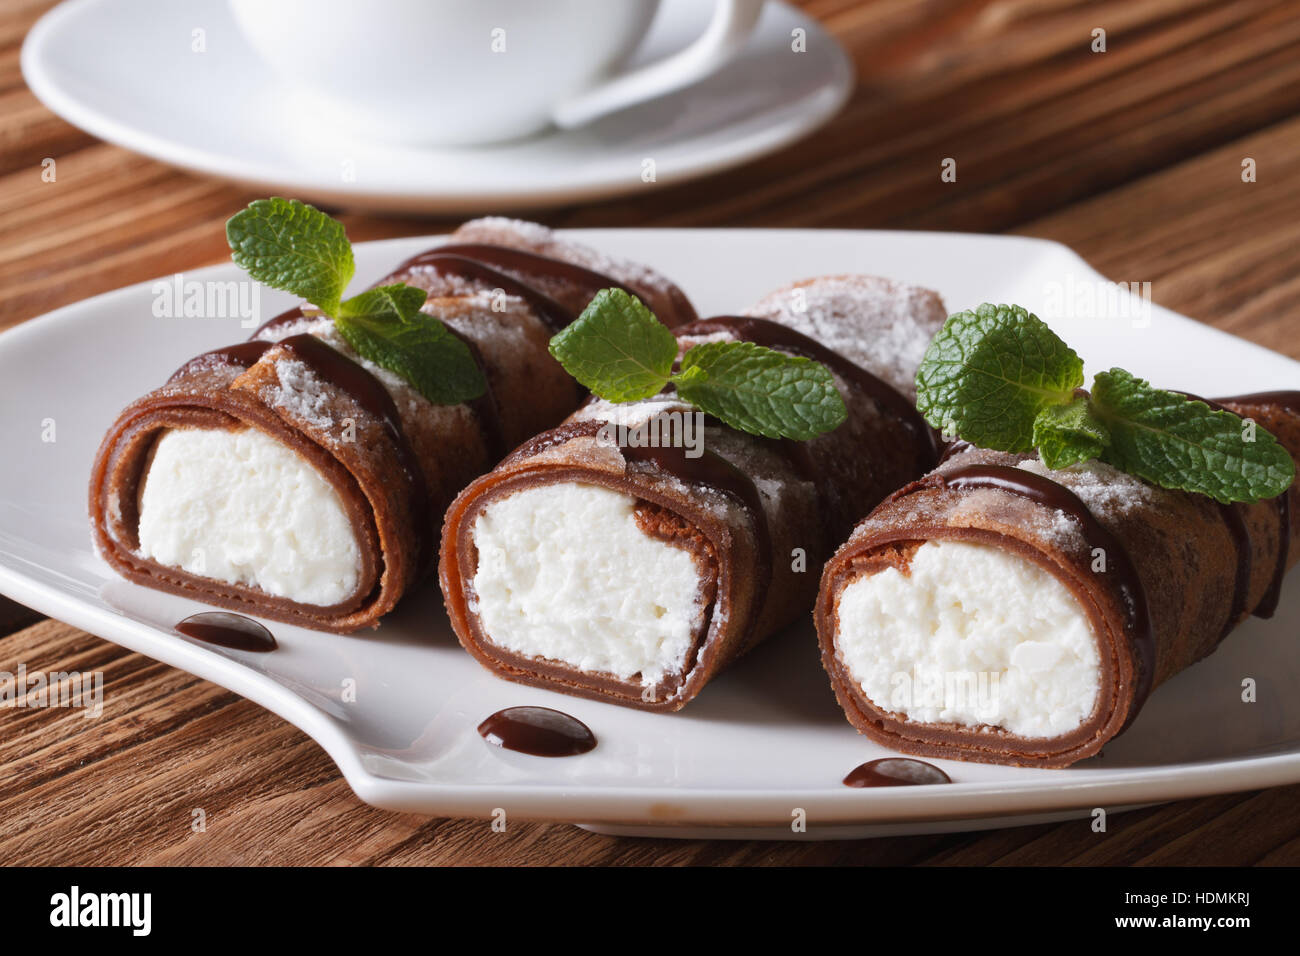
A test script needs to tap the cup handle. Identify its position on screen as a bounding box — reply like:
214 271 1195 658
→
551 0 766 129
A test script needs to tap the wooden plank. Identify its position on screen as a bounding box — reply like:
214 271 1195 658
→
1017 115 1300 359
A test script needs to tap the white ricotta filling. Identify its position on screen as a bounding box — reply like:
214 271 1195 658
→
137 427 361 606
470 483 704 686
835 539 1100 738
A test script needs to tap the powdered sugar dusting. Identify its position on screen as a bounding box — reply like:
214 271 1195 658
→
265 358 336 432
260 315 428 408
572 394 694 428
452 217 678 300
744 275 946 399
1017 458 1160 521
463 216 554 246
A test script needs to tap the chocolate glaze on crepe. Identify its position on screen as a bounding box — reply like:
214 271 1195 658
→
90 219 696 633
815 390 1300 767
439 275 949 710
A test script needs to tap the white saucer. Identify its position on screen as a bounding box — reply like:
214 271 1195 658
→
2 228 1298 837
21 0 852 214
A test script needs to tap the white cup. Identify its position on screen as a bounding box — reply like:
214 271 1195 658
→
229 0 765 147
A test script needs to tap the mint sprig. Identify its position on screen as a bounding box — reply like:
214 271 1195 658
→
1091 369 1293 503
547 288 678 402
915 304 1296 503
227 198 354 315
915 303 1083 452
1033 394 1109 470
336 285 486 405
225 198 484 405
548 288 847 441
676 341 844 440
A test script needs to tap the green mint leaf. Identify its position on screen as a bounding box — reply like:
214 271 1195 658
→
1091 368 1295 503
674 340 847 440
548 288 676 402
1033 394 1110 469
227 198 354 315
915 303 1084 451
339 283 427 323
335 283 486 405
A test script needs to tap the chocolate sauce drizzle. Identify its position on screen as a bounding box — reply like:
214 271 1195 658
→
512 315 940 653
677 316 941 466
439 324 508 461
938 438 975 463
274 241 615 450
1216 390 1300 416
395 242 633 319
1259 490 1292 618
250 305 307 339
937 389 1298 645
477 706 596 757
1216 501 1252 634
624 441 774 640
941 463 1157 712
176 611 277 652
1213 391 1300 619
391 251 575 333
499 416 773 644
843 757 951 787
276 333 434 569
167 242 618 579
676 316 941 567
167 340 272 381
1175 391 1296 623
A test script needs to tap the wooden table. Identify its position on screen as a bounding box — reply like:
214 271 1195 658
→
2 0 1298 866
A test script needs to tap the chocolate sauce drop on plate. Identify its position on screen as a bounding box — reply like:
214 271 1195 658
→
844 758 951 787
478 706 597 757
176 612 277 652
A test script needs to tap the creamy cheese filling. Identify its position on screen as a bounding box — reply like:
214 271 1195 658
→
136 427 361 606
470 483 704 686
835 539 1100 738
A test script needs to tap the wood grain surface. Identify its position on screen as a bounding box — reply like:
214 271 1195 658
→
2 0 1299 865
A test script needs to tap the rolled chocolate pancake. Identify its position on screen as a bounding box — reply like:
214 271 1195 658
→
90 219 695 633
815 392 1300 767
439 275 947 709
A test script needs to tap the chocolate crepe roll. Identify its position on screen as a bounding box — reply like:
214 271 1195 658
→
439 276 947 709
815 392 1300 767
89 219 695 633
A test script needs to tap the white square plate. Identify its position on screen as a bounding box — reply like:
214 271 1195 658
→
2 229 1297 839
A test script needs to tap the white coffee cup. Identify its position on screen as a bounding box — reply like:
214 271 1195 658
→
229 0 765 147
